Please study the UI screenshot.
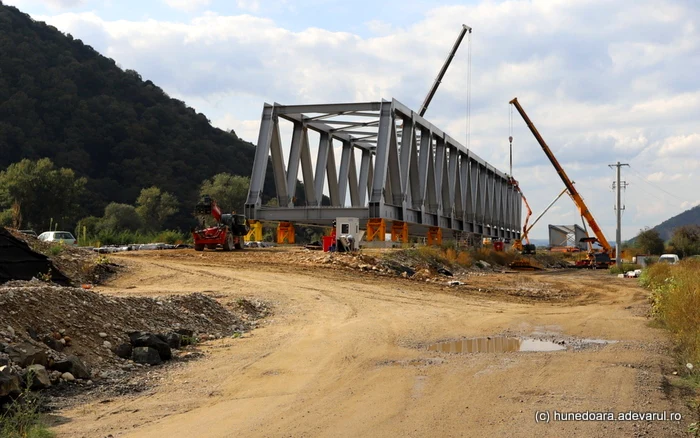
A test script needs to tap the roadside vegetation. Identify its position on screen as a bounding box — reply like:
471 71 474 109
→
642 259 700 373
608 263 642 275
0 379 55 438
641 259 700 433
383 245 570 271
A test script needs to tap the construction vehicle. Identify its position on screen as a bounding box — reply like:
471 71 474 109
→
509 98 615 269
509 178 536 255
191 195 249 251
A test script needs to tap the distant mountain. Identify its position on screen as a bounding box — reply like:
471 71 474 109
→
527 238 550 247
630 205 700 242
0 3 274 228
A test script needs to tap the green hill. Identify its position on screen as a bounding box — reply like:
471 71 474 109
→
648 205 700 241
0 2 274 229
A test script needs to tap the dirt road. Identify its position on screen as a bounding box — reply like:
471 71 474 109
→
52 249 687 437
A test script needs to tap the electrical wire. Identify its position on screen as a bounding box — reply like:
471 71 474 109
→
627 165 692 203
626 173 681 208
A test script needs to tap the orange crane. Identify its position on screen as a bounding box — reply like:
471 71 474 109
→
510 179 535 254
509 97 614 268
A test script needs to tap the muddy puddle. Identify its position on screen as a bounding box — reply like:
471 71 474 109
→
427 336 567 353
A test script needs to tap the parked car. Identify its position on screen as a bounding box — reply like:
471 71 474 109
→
19 230 38 238
658 254 680 264
38 231 77 245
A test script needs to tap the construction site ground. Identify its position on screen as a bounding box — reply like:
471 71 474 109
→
50 247 688 438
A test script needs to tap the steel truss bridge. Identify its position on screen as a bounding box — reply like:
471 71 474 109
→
244 98 522 244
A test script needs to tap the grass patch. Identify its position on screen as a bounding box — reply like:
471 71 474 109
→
609 263 642 275
0 381 55 438
641 259 700 433
644 259 700 367
79 229 191 247
47 243 64 256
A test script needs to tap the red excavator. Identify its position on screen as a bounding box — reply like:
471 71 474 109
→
191 195 249 251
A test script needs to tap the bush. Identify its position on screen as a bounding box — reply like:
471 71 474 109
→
154 230 187 245
0 379 55 438
79 229 190 247
609 263 642 275
471 247 516 267
48 243 64 256
641 259 700 376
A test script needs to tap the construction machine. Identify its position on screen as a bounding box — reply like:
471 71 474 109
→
509 98 615 269
191 195 249 251
509 178 536 255
419 24 472 117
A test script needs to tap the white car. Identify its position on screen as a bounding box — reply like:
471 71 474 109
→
658 254 680 264
38 231 77 245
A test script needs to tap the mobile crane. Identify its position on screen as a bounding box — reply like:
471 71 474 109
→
191 195 249 251
509 98 615 268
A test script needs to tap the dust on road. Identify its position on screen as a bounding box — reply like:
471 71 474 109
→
51 248 687 437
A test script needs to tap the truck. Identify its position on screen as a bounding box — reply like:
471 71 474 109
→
191 195 249 251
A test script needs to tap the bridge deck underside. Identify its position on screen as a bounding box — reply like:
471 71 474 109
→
245 99 522 240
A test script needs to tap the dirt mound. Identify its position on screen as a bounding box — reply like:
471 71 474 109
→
0 227 70 285
0 280 265 375
6 228 119 285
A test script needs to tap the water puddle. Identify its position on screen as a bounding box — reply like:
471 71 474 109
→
427 336 567 353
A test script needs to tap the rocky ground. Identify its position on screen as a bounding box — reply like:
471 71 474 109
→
0 237 271 417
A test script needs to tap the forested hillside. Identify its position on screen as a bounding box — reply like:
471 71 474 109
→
0 2 273 229
649 205 700 241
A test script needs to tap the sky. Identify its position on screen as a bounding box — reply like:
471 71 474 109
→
5 0 700 240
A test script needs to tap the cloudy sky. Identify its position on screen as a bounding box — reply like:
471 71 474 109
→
5 0 700 240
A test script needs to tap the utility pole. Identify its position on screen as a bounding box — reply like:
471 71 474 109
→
608 162 629 268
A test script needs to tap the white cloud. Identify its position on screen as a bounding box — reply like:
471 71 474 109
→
162 0 210 13
3 0 88 10
29 0 700 239
235 0 259 12
211 114 260 143
680 200 700 209
658 133 700 157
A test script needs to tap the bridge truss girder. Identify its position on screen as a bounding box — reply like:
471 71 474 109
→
245 98 521 239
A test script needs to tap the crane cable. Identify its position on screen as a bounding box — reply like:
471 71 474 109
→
466 30 472 149
509 103 513 178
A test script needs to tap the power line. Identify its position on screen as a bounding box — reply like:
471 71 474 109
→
627 165 692 203
625 173 680 208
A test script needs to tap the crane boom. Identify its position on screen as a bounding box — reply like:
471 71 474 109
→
508 97 613 255
419 24 472 117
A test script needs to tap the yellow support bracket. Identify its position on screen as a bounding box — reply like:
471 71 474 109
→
245 220 263 242
427 227 442 246
390 221 409 243
276 221 295 244
366 218 386 242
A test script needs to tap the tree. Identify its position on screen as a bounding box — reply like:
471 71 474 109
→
0 158 86 230
98 203 142 232
635 227 665 255
669 225 700 258
199 173 250 214
74 216 101 241
0 4 275 231
135 186 179 231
